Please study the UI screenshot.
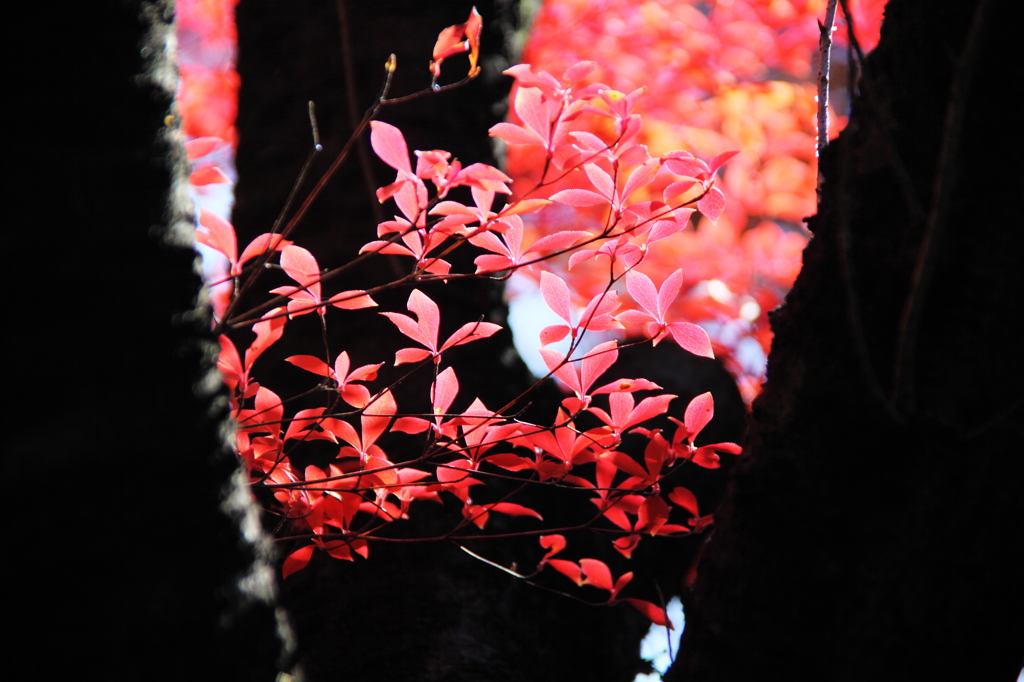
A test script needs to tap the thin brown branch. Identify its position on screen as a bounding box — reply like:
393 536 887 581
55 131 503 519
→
816 0 839 201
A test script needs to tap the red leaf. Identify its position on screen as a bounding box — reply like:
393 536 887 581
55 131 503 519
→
431 367 459 417
489 121 546 147
441 320 502 351
549 188 608 207
394 348 433 365
429 7 482 78
539 271 573 325
668 486 699 517
608 451 649 479
584 163 615 200
189 165 232 186
623 598 671 627
684 392 714 442
464 7 483 76
382 289 440 353
539 534 566 565
637 495 671 535
185 136 223 160
613 535 640 558
668 322 714 358
539 324 570 346
498 198 552 217
622 158 661 202
663 178 698 203
691 446 721 468
369 121 412 173
489 502 543 521
280 245 321 287
437 459 474 483
708 150 740 175
392 417 431 434
239 233 291 267
591 377 662 395
197 208 237 266
527 230 593 256
285 355 332 377
282 545 315 579
548 559 584 586
360 389 396 450
579 558 614 592
328 290 377 310
697 186 726 224
284 407 328 442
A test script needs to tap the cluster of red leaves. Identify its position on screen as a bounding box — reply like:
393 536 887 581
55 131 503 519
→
185 7 758 626
511 0 885 403
178 0 892 628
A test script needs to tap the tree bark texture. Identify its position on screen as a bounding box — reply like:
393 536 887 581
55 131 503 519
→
669 0 1023 679
11 2 285 680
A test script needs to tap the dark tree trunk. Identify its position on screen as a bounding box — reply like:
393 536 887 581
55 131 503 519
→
13 1 284 680
669 0 1024 679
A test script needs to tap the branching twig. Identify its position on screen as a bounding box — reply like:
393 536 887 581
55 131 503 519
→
816 0 839 201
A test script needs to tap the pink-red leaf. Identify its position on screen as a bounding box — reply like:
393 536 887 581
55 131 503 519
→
432 367 459 417
185 136 223 160
668 322 714 358
527 230 593 256
708 150 740 175
683 392 714 442
328 290 377 310
197 208 237 266
539 271 572 324
239 233 291 267
189 165 232 186
369 121 412 173
441 320 502 351
697 186 726 224
488 121 546 147
280 245 320 288
539 324 570 346
549 188 607 207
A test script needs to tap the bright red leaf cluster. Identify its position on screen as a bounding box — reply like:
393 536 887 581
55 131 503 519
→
176 3 881 626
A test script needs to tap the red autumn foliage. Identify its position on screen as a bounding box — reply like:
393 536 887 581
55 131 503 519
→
510 0 885 403
178 1 885 626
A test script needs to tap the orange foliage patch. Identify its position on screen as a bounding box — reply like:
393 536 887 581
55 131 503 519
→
509 0 885 403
